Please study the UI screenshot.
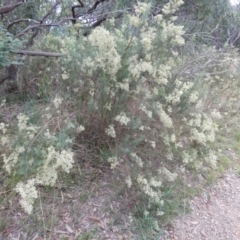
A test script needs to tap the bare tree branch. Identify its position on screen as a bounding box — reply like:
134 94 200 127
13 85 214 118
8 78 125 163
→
72 0 84 24
13 50 65 57
12 1 62 40
83 11 123 36
41 0 61 23
7 19 40 30
86 0 108 15
0 1 24 15
15 24 60 38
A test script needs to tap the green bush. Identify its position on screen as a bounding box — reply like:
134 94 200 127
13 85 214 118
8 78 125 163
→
0 24 22 67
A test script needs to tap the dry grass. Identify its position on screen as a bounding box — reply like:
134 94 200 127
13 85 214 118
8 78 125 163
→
0 118 140 240
0 162 136 240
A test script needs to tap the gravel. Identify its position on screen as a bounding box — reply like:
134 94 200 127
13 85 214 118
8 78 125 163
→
164 172 240 240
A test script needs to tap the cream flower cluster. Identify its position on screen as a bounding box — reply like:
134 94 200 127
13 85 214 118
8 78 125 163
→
116 78 130 92
162 0 184 15
107 156 119 169
0 122 8 134
160 167 178 182
105 124 116 138
114 112 130 126
15 146 74 214
87 27 121 78
130 152 143 168
125 175 132 188
17 113 39 139
139 104 152 119
166 80 194 104
154 102 173 128
137 175 161 203
53 95 63 108
15 179 39 214
36 146 74 186
187 113 217 145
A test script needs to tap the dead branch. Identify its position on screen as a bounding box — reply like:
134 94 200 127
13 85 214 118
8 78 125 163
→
0 2 24 15
15 24 60 37
72 0 84 24
86 0 108 15
41 0 61 23
7 18 40 30
13 50 65 57
83 12 123 36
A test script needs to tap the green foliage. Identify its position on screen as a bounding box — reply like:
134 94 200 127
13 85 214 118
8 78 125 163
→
0 24 22 67
179 0 232 47
77 232 93 240
234 133 240 142
134 207 163 240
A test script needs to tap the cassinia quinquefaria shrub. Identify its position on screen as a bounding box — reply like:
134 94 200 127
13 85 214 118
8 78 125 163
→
2 0 240 214
57 0 220 212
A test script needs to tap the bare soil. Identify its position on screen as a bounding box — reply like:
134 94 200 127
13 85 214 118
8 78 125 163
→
164 171 240 240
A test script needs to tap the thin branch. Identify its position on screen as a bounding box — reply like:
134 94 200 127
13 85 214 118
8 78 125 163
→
7 18 40 30
26 29 39 48
86 0 108 15
14 18 90 38
83 16 107 36
231 31 240 45
15 24 60 37
13 50 65 57
0 1 24 15
41 0 61 23
83 11 123 36
8 1 61 39
72 0 84 24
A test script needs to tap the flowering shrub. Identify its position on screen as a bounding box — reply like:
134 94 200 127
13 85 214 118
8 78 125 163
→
56 0 225 212
2 0 240 214
0 96 76 214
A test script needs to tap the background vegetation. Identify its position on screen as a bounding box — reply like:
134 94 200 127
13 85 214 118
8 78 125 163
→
1 0 240 239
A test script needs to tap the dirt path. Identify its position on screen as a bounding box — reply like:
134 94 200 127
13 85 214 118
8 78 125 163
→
164 171 240 240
